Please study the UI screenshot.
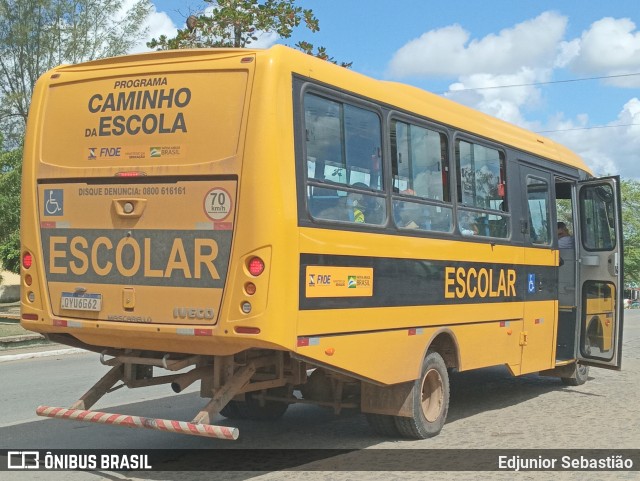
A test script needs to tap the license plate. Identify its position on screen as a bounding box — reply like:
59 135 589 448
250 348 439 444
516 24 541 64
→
61 292 102 312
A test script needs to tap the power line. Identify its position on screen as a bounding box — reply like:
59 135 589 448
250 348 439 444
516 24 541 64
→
537 123 640 134
441 72 640 93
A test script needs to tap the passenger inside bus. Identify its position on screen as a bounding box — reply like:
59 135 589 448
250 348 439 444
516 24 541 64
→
317 190 364 223
316 182 386 224
459 213 479 236
395 201 423 229
558 221 575 248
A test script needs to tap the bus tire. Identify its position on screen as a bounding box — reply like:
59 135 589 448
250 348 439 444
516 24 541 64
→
220 400 250 419
561 362 590 386
395 350 449 439
243 387 290 421
366 413 401 437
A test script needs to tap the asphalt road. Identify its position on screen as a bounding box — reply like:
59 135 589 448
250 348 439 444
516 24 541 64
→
1 311 639 480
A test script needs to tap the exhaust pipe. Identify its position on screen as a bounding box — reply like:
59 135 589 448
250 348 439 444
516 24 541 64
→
171 365 210 393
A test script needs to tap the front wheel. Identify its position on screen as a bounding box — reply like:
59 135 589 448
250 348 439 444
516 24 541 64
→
395 350 450 439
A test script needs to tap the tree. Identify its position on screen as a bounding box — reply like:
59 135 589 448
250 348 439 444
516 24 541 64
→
621 179 640 286
0 0 152 144
0 142 22 273
147 0 351 67
0 0 152 271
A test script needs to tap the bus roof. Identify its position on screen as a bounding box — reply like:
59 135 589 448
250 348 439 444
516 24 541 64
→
48 44 591 175
261 45 592 176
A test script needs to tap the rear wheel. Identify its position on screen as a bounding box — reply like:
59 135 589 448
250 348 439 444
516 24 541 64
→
366 413 401 437
220 386 290 421
243 386 290 421
395 350 450 439
561 362 590 386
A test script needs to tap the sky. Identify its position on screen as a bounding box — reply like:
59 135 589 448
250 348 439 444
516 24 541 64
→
139 0 640 179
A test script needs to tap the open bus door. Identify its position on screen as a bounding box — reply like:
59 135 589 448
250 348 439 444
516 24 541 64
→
576 176 623 369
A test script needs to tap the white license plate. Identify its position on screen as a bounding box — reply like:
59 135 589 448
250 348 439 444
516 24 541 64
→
61 292 102 312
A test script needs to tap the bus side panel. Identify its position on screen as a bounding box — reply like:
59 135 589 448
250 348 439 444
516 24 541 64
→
521 300 558 374
295 318 523 385
520 247 559 374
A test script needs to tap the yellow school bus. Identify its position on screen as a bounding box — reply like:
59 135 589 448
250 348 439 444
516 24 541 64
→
20 45 623 440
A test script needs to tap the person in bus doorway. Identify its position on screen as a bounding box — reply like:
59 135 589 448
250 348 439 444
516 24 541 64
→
558 221 574 248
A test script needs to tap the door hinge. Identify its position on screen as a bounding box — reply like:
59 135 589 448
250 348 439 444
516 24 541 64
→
519 331 528 346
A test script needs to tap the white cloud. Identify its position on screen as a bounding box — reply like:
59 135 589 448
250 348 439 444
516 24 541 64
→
246 31 280 49
562 17 640 88
387 12 567 78
385 11 640 179
446 68 550 126
567 18 640 71
546 98 640 178
129 3 178 53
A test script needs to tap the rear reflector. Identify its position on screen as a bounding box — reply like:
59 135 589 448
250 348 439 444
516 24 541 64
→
115 171 147 177
234 326 260 334
176 328 213 336
22 313 39 321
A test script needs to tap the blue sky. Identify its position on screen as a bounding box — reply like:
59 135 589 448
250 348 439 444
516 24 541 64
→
142 1 640 179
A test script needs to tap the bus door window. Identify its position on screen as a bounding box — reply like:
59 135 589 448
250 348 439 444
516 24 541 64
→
555 180 578 311
578 182 618 362
455 140 509 238
390 119 453 233
525 176 552 245
303 92 386 225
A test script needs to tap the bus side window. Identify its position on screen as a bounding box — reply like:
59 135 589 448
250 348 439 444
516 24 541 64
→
308 186 340 218
391 119 453 233
303 91 387 226
455 140 509 239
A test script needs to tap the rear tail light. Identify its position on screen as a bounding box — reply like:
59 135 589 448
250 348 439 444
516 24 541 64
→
22 252 33 269
247 257 265 276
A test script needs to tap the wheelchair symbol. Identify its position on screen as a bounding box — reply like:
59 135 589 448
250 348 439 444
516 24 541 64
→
44 189 63 216
528 274 536 293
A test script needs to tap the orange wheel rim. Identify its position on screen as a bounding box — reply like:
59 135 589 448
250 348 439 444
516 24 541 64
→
421 368 444 423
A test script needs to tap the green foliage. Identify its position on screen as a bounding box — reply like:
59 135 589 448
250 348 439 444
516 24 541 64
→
0 0 152 143
0 230 20 273
296 41 352 68
147 0 351 67
0 145 22 273
0 0 153 271
621 179 640 286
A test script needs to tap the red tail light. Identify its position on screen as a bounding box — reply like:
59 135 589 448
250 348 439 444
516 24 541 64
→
247 257 265 276
22 252 33 269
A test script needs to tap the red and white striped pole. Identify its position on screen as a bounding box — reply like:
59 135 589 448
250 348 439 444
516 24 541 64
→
36 405 239 440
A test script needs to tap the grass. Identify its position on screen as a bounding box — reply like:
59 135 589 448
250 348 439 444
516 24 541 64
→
0 321 31 338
